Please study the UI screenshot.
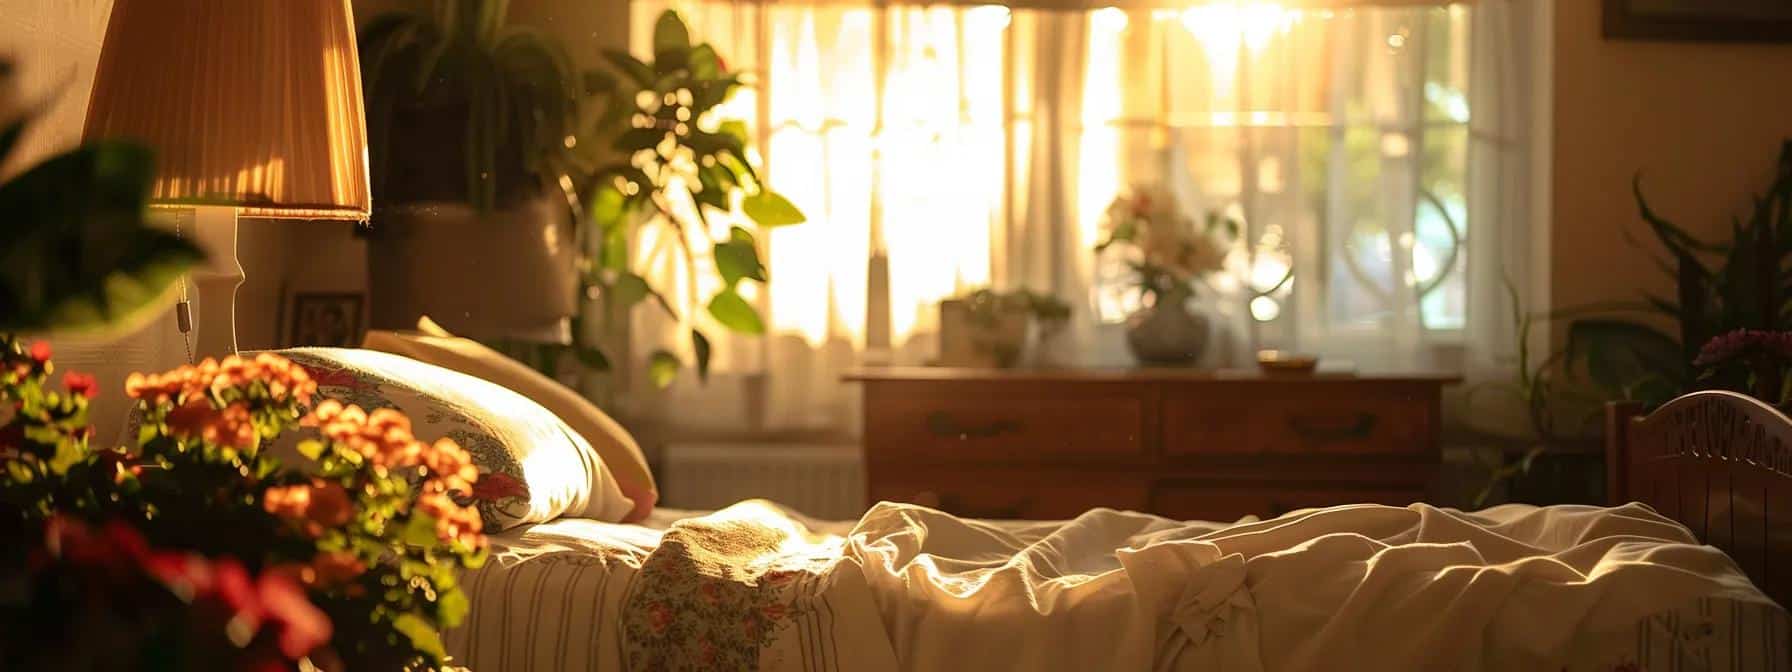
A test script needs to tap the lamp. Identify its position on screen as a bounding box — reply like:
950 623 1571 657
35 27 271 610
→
83 0 370 358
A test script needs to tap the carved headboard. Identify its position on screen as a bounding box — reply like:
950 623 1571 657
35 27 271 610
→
1607 391 1792 608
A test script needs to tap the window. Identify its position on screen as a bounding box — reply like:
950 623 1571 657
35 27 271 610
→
627 0 1536 429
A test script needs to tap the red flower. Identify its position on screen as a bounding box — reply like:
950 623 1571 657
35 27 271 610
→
257 571 333 658
29 340 51 363
63 371 98 399
470 472 528 502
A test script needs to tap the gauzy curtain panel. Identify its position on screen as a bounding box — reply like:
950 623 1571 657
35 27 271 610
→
620 0 1541 436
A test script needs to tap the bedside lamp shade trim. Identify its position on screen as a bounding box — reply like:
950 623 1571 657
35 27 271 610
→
83 0 371 220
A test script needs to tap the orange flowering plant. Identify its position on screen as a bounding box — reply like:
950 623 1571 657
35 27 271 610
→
1 335 491 671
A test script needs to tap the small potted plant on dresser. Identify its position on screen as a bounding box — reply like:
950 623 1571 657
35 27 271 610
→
357 0 590 340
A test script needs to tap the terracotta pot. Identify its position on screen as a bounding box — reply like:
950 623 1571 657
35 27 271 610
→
365 194 576 341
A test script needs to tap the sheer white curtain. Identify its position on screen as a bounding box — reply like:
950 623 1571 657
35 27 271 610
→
622 0 1542 436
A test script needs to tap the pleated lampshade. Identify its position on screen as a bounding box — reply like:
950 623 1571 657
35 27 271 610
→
83 0 370 220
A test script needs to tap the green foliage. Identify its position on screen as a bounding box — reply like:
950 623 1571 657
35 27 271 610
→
0 107 203 335
956 288 1073 328
1563 140 1792 407
360 0 587 210
573 10 804 389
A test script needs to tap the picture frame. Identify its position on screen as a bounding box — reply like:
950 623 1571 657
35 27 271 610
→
1604 0 1792 43
286 292 364 348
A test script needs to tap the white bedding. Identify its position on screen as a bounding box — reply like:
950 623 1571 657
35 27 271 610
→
446 502 1788 672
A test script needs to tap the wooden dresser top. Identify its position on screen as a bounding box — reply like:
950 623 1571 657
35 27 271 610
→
843 366 1462 385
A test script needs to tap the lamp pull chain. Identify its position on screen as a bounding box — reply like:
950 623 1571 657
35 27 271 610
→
175 213 195 365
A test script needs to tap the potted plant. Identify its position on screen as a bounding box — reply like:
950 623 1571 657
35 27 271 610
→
1468 140 1792 506
357 0 591 340
1561 140 1792 407
1096 185 1238 366
500 10 807 393
938 289 1070 368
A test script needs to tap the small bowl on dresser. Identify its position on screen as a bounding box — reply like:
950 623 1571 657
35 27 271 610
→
1257 350 1319 375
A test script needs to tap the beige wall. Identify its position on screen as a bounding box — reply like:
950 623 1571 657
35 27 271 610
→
1552 0 1792 321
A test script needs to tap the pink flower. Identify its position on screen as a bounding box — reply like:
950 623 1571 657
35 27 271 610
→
1693 329 1792 367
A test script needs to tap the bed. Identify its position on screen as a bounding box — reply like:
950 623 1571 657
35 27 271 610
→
442 391 1792 672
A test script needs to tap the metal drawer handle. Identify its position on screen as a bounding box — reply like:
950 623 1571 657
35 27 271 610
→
926 411 1020 439
1287 412 1377 442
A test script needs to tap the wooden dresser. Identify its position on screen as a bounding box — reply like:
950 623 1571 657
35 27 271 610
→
846 367 1459 521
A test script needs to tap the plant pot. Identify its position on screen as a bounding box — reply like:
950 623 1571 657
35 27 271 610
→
365 194 576 341
1125 285 1210 366
938 299 1031 368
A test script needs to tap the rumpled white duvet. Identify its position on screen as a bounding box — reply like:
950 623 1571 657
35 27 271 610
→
449 501 1788 672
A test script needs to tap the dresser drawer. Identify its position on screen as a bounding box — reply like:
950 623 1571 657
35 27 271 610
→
869 473 1149 520
1162 386 1436 456
864 383 1146 462
1149 482 1424 522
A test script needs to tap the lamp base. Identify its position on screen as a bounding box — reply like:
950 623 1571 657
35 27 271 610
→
189 206 241 358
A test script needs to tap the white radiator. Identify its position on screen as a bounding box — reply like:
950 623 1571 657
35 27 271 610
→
658 442 866 520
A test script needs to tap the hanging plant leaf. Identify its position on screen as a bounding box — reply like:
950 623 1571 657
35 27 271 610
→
575 346 611 372
713 227 766 286
707 288 765 334
692 329 712 382
648 349 680 388
743 190 805 228
610 272 651 309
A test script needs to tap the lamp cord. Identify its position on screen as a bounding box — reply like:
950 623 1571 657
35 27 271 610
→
175 214 194 365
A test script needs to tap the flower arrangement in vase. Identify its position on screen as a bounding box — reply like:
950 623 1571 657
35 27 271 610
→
1096 185 1238 365
0 337 516 671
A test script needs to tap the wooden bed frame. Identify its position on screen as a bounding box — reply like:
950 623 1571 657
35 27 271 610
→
1607 391 1792 609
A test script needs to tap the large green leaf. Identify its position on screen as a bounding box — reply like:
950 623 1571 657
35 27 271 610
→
743 190 806 228
689 43 722 80
707 288 765 334
713 226 767 286
1564 319 1686 404
610 272 652 309
0 139 205 335
652 10 692 72
601 49 656 88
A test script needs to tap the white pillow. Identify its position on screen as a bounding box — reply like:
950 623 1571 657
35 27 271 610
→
269 348 636 529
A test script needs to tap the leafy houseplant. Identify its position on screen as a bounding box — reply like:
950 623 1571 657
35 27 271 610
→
358 0 589 339
1561 140 1792 408
559 10 806 388
0 340 507 670
939 288 1070 368
0 74 202 336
